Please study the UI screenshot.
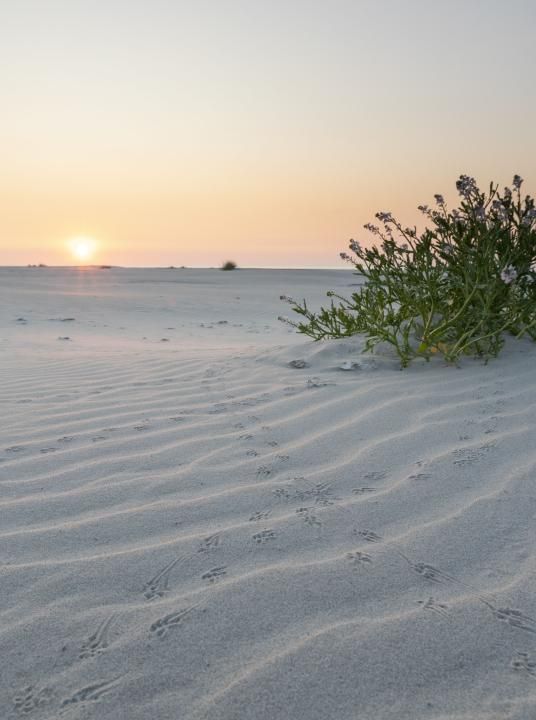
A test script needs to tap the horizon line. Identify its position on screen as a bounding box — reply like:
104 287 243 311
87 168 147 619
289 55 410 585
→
0 264 351 271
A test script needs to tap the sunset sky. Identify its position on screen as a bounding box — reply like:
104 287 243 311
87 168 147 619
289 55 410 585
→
2 0 535 268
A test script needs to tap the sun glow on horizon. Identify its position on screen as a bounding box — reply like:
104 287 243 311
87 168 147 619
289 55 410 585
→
68 236 97 263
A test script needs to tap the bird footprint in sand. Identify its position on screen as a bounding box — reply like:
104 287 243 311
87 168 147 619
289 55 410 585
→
249 510 271 522
79 614 116 659
197 533 221 553
417 596 449 618
61 677 121 707
201 566 227 584
253 529 275 544
512 651 536 676
143 556 187 600
481 601 536 634
347 551 373 568
150 606 199 639
13 686 54 715
296 507 322 528
355 529 382 543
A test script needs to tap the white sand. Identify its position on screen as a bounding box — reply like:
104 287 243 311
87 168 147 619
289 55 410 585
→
1 266 536 720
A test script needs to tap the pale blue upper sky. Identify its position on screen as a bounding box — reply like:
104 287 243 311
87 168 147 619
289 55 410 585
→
1 0 535 266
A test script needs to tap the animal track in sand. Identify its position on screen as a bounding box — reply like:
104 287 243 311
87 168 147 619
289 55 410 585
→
408 473 431 482
249 510 271 522
246 449 259 457
480 601 536 634
201 566 227 584
352 487 377 496
61 677 121 707
197 534 221 553
253 529 276 544
39 447 58 454
274 481 338 507
57 436 75 443
395 551 491 602
452 442 495 466
143 555 188 601
404 559 459 584
150 605 200 639
346 551 373 568
355 529 383 543
13 685 54 715
79 614 116 659
256 466 273 479
512 651 536 676
5 446 26 454
362 471 387 482
417 596 449 618
296 507 322 528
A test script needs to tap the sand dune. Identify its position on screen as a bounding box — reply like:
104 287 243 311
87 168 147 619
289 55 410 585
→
1 267 536 719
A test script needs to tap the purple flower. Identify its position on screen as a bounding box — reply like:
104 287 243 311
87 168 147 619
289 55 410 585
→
375 211 393 223
434 194 445 206
491 200 508 220
521 208 536 226
363 223 380 235
349 239 362 253
500 266 518 285
456 175 478 199
474 206 486 221
513 175 523 190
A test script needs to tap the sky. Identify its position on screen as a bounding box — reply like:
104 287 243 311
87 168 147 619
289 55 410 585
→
1 0 536 268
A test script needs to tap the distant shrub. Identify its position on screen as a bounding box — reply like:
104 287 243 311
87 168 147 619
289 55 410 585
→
280 175 536 367
221 260 237 271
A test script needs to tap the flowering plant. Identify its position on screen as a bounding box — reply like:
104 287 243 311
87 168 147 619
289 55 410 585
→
281 175 536 367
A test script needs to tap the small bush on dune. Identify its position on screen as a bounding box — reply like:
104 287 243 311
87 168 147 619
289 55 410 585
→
221 260 237 271
280 175 536 367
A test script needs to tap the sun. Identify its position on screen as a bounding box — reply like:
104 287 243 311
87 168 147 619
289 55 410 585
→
68 236 97 263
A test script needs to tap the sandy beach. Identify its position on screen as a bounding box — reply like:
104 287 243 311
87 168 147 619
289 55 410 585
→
1 266 536 720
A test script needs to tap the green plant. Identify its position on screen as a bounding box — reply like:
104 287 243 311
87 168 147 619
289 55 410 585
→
221 260 237 271
280 175 536 367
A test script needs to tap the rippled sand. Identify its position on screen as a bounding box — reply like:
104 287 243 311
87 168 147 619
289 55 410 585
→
1 267 536 720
